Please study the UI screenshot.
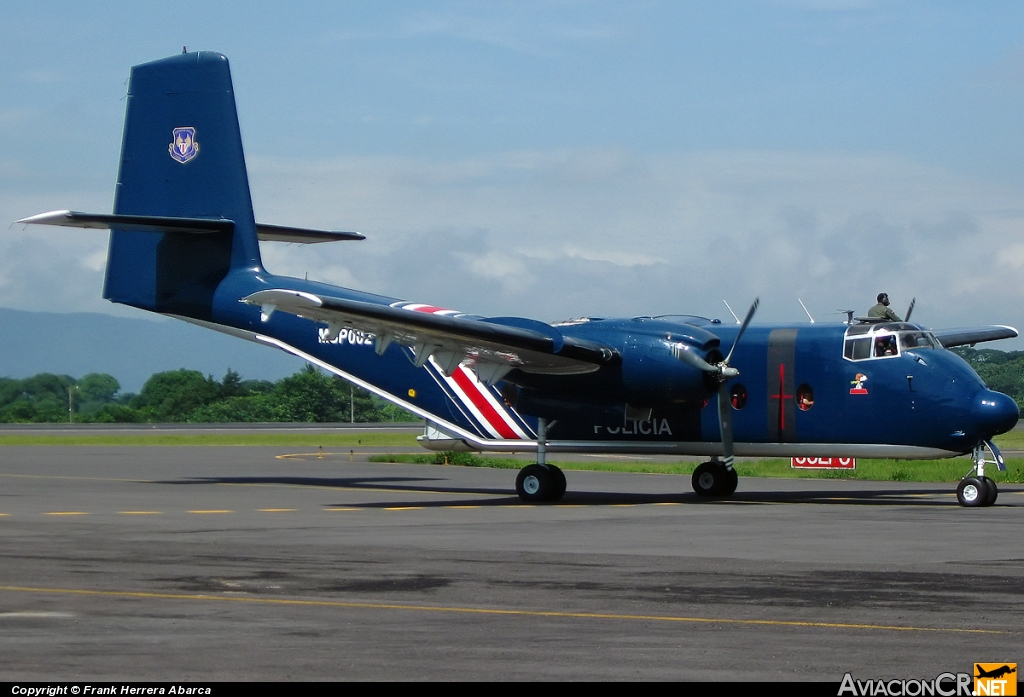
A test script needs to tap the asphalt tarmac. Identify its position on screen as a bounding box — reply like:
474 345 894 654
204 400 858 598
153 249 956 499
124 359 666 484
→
1 443 1022 681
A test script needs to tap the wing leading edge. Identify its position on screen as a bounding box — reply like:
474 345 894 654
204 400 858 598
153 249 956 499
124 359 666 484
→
932 325 1018 348
242 289 620 383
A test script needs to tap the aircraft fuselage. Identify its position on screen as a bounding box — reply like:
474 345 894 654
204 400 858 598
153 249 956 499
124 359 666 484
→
207 270 1017 460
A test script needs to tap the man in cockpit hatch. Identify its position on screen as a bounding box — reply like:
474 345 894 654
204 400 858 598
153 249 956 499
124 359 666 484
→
868 293 901 322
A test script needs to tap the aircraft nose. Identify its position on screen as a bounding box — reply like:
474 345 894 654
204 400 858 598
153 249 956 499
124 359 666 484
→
975 391 1019 437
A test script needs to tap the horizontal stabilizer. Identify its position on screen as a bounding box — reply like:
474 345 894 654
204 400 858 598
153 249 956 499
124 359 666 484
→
253 223 364 243
932 325 1019 348
17 210 231 234
17 210 363 244
243 289 619 377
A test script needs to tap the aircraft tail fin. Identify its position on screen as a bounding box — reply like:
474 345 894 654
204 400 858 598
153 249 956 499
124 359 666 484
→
104 51 262 320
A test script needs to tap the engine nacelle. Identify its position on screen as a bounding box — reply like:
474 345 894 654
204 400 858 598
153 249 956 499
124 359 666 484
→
620 323 721 408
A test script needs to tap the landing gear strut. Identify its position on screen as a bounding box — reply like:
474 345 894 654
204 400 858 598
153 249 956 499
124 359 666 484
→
692 458 738 497
515 419 565 503
957 440 1003 507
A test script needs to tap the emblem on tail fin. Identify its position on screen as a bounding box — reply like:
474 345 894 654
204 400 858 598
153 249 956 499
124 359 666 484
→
169 127 200 163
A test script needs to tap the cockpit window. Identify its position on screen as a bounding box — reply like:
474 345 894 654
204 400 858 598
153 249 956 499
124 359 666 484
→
899 331 937 350
843 323 939 362
844 337 871 360
874 335 898 358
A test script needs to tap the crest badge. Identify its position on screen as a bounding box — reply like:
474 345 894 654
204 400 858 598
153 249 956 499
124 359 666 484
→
169 127 200 163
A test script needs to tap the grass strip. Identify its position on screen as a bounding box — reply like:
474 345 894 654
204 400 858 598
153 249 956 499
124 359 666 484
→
369 451 1024 484
0 432 419 447
3 430 1023 484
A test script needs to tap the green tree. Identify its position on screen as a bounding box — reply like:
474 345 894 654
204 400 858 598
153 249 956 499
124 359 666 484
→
187 394 283 422
90 404 142 423
220 368 244 399
0 378 22 407
131 369 222 421
952 348 1024 407
0 366 421 423
270 365 350 422
78 373 120 403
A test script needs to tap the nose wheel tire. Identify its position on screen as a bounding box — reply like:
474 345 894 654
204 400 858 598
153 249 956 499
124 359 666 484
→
978 476 998 506
516 464 557 502
957 476 999 507
692 461 738 497
956 477 987 507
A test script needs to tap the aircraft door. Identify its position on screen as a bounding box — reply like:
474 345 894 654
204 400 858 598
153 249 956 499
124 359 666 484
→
766 329 798 443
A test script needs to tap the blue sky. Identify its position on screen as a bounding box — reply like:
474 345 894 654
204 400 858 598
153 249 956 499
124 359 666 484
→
3 1 1024 345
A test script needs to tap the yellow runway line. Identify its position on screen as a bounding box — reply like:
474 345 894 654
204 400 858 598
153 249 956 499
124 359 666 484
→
42 511 89 516
0 585 1006 635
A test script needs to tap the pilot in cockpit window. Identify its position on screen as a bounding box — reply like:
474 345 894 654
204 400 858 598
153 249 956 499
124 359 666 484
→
874 335 897 357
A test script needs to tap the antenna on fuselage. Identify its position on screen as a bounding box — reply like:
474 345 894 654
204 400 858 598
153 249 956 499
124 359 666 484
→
722 300 741 324
798 298 815 323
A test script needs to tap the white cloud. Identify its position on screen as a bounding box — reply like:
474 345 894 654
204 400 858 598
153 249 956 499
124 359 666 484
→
246 148 1024 336
3 148 1022 346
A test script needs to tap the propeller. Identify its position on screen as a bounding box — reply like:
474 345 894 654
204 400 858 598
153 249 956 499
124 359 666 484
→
905 297 916 323
671 298 759 467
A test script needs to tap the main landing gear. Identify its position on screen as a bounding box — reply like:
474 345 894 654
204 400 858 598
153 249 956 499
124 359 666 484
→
691 458 739 497
515 418 567 503
956 440 1003 507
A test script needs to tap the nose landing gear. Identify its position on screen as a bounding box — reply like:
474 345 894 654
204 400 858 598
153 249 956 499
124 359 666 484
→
957 440 1002 507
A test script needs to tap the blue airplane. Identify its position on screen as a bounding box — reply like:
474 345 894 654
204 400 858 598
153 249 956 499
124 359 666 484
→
18 52 1020 507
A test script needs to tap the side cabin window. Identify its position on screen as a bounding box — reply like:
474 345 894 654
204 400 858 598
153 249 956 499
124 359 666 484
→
843 324 939 362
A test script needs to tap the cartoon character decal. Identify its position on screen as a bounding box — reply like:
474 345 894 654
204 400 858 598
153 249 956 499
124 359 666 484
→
850 373 869 395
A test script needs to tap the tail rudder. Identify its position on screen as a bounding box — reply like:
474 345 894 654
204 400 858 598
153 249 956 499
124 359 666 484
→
104 51 262 319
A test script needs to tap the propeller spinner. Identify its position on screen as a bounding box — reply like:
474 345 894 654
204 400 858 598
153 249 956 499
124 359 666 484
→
671 298 759 469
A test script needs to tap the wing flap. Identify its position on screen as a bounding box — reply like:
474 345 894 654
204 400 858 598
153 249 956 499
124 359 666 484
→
242 289 619 377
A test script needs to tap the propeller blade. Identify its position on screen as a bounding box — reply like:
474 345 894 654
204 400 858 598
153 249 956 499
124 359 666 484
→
671 343 718 373
717 383 734 467
724 298 759 365
905 297 916 323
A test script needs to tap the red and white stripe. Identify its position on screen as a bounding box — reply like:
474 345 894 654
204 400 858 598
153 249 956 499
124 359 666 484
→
399 301 531 440
429 358 531 439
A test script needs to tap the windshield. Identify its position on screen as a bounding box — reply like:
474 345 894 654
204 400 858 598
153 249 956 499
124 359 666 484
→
843 324 939 361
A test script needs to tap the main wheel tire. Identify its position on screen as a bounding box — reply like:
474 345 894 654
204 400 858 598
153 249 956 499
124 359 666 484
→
956 477 986 507
548 465 567 501
980 476 998 506
516 464 553 502
692 462 730 497
722 467 739 496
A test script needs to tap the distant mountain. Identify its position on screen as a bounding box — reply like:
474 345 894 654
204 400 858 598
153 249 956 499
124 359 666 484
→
0 307 306 393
